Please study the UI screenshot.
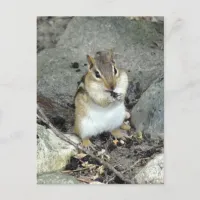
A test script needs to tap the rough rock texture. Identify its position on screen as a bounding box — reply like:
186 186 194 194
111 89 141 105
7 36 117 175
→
128 16 164 23
134 153 164 184
131 76 164 139
37 17 164 118
37 17 73 52
37 95 75 132
125 81 142 109
37 124 80 174
37 171 80 184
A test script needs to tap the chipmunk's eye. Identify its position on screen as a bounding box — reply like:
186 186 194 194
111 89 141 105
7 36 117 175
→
114 67 118 75
95 71 101 78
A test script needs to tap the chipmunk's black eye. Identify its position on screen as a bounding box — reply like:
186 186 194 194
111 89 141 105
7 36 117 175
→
114 67 118 75
95 71 101 78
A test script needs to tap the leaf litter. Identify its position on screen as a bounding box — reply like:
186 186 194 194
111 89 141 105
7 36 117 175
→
62 124 163 184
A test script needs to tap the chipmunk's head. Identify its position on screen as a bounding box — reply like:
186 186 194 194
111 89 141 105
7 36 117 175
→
85 50 119 93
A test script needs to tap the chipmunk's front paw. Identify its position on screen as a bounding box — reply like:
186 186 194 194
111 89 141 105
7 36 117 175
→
125 111 131 120
120 123 131 131
115 93 122 101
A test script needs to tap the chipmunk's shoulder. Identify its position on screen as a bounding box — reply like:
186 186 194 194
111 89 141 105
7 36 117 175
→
74 74 86 98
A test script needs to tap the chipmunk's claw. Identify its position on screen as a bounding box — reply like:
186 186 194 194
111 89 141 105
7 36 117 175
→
111 129 129 140
120 123 131 131
81 139 96 151
116 93 123 101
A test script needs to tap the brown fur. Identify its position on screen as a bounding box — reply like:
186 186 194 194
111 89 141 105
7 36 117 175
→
94 51 116 90
74 50 128 142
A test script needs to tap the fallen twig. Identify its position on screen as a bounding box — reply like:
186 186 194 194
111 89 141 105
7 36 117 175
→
122 157 149 174
62 167 90 173
106 176 115 184
77 177 91 184
37 104 135 184
107 158 150 184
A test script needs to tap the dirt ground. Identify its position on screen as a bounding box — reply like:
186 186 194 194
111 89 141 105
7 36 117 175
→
37 102 163 184
62 113 163 184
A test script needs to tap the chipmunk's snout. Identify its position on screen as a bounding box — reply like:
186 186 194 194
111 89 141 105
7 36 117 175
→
105 84 115 92
103 78 116 92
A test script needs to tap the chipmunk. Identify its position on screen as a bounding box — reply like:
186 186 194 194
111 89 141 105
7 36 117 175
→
74 50 130 148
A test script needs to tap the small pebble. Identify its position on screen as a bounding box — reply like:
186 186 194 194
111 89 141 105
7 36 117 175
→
120 140 125 145
124 121 130 125
125 111 131 119
90 181 104 184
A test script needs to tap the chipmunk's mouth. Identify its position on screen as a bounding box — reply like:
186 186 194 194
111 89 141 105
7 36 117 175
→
105 90 119 99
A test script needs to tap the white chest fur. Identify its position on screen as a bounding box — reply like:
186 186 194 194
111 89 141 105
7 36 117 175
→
80 101 126 139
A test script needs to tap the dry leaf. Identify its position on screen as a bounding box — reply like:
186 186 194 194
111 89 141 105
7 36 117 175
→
91 174 99 180
113 139 118 145
97 149 106 156
81 162 96 169
74 153 87 159
97 165 105 175
104 154 110 161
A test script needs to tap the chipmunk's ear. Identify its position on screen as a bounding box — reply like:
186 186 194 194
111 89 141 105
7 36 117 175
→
87 55 95 70
109 49 115 64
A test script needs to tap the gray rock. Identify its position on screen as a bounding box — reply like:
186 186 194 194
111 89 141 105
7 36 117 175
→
37 17 163 115
134 153 164 184
127 16 164 23
37 95 75 132
37 17 73 52
37 124 80 174
37 171 80 184
131 76 164 139
125 81 142 109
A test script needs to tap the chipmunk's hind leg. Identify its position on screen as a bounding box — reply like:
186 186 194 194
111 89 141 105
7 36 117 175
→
111 129 129 139
81 138 96 151
82 138 92 147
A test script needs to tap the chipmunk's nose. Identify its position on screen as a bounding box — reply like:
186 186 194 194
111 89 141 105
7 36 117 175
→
105 82 116 92
110 85 114 91
105 86 115 93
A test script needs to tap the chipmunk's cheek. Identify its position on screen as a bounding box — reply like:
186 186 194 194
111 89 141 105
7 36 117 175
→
92 82 102 91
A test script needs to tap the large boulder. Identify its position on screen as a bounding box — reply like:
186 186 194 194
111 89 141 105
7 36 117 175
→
37 17 73 52
134 153 164 184
37 171 80 184
37 17 164 118
37 124 80 174
131 76 164 139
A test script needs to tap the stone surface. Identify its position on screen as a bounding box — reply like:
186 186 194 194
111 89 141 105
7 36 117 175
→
131 76 164 139
37 95 75 132
125 81 142 109
134 153 164 184
37 17 164 116
128 16 164 23
37 171 80 184
37 17 73 52
37 124 80 174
